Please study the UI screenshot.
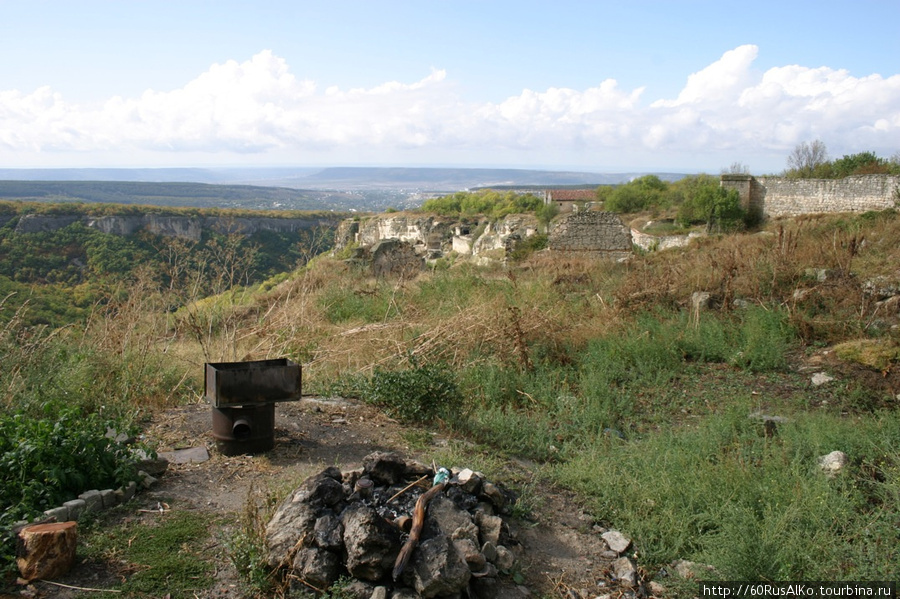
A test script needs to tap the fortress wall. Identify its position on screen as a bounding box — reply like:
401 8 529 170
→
722 174 900 218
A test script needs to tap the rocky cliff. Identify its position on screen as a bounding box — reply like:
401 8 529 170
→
13 213 337 241
334 213 538 261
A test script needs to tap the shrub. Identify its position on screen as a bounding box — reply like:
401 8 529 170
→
0 402 146 528
360 364 462 423
730 307 795 372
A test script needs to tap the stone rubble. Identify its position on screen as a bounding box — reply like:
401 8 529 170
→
265 451 522 598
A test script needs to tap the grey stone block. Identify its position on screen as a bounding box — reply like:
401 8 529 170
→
43 506 69 522
100 488 118 508
63 499 86 520
121 480 138 502
79 489 103 513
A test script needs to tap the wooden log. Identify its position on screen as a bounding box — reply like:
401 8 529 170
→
16 521 78 581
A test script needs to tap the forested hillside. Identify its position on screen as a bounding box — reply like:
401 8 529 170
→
0 202 337 326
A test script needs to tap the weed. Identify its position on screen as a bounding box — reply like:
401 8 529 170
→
359 363 462 424
227 484 281 595
79 509 217 598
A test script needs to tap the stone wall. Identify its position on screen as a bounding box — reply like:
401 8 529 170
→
721 174 900 218
548 211 632 257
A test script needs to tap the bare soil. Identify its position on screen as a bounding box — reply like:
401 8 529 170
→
19 397 624 599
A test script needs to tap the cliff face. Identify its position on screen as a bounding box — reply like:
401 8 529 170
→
14 214 336 241
334 212 544 262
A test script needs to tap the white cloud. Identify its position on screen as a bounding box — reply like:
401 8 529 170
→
1 47 899 170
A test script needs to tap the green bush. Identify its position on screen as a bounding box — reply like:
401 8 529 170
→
0 402 146 528
731 307 795 372
360 364 462 423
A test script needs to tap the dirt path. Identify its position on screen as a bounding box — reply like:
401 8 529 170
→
25 397 624 598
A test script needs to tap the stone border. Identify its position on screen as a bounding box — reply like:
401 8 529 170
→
16 470 159 530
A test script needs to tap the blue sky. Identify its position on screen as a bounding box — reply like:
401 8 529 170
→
1 0 898 174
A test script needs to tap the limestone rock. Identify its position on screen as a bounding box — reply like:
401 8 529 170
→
672 559 716 579
612 556 637 586
818 450 848 477
601 530 631 554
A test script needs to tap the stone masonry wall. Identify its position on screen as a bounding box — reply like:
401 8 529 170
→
722 174 900 218
548 211 632 256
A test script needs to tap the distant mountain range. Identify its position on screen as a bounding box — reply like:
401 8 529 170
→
0 167 689 211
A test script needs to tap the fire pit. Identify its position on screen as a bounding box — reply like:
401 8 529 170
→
204 358 301 456
264 452 521 597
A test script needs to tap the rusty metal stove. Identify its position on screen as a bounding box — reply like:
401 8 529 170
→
205 358 301 456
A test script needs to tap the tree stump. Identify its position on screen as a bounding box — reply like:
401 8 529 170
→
16 521 78 581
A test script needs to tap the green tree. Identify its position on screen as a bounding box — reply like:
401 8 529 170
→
829 152 892 177
605 175 669 214
678 184 745 232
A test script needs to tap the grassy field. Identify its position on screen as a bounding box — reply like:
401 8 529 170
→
3 208 899 590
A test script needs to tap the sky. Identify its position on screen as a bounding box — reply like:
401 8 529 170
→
1 0 899 175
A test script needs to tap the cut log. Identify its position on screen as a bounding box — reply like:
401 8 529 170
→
16 521 78 581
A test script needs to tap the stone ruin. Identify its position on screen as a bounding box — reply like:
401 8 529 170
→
265 452 522 598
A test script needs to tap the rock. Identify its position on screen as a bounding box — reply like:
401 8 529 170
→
494 544 515 571
818 450 848 477
649 581 667 596
78 490 103 514
105 427 134 444
811 372 835 386
363 452 409 485
99 489 118 508
314 513 344 551
340 580 375 599
482 540 498 563
371 239 425 279
158 446 209 464
407 534 471 598
456 468 483 494
370 586 388 599
691 291 719 312
428 495 479 544
43 506 69 522
342 503 400 581
476 512 503 546
805 268 841 282
17 521 78 581
454 538 486 571
480 482 508 511
266 470 345 568
138 470 157 489
121 480 138 502
134 449 170 476
291 547 341 589
601 530 631 554
63 499 86 520
612 556 637 586
672 559 716 579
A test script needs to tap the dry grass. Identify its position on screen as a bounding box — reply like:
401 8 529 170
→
114 209 900 396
